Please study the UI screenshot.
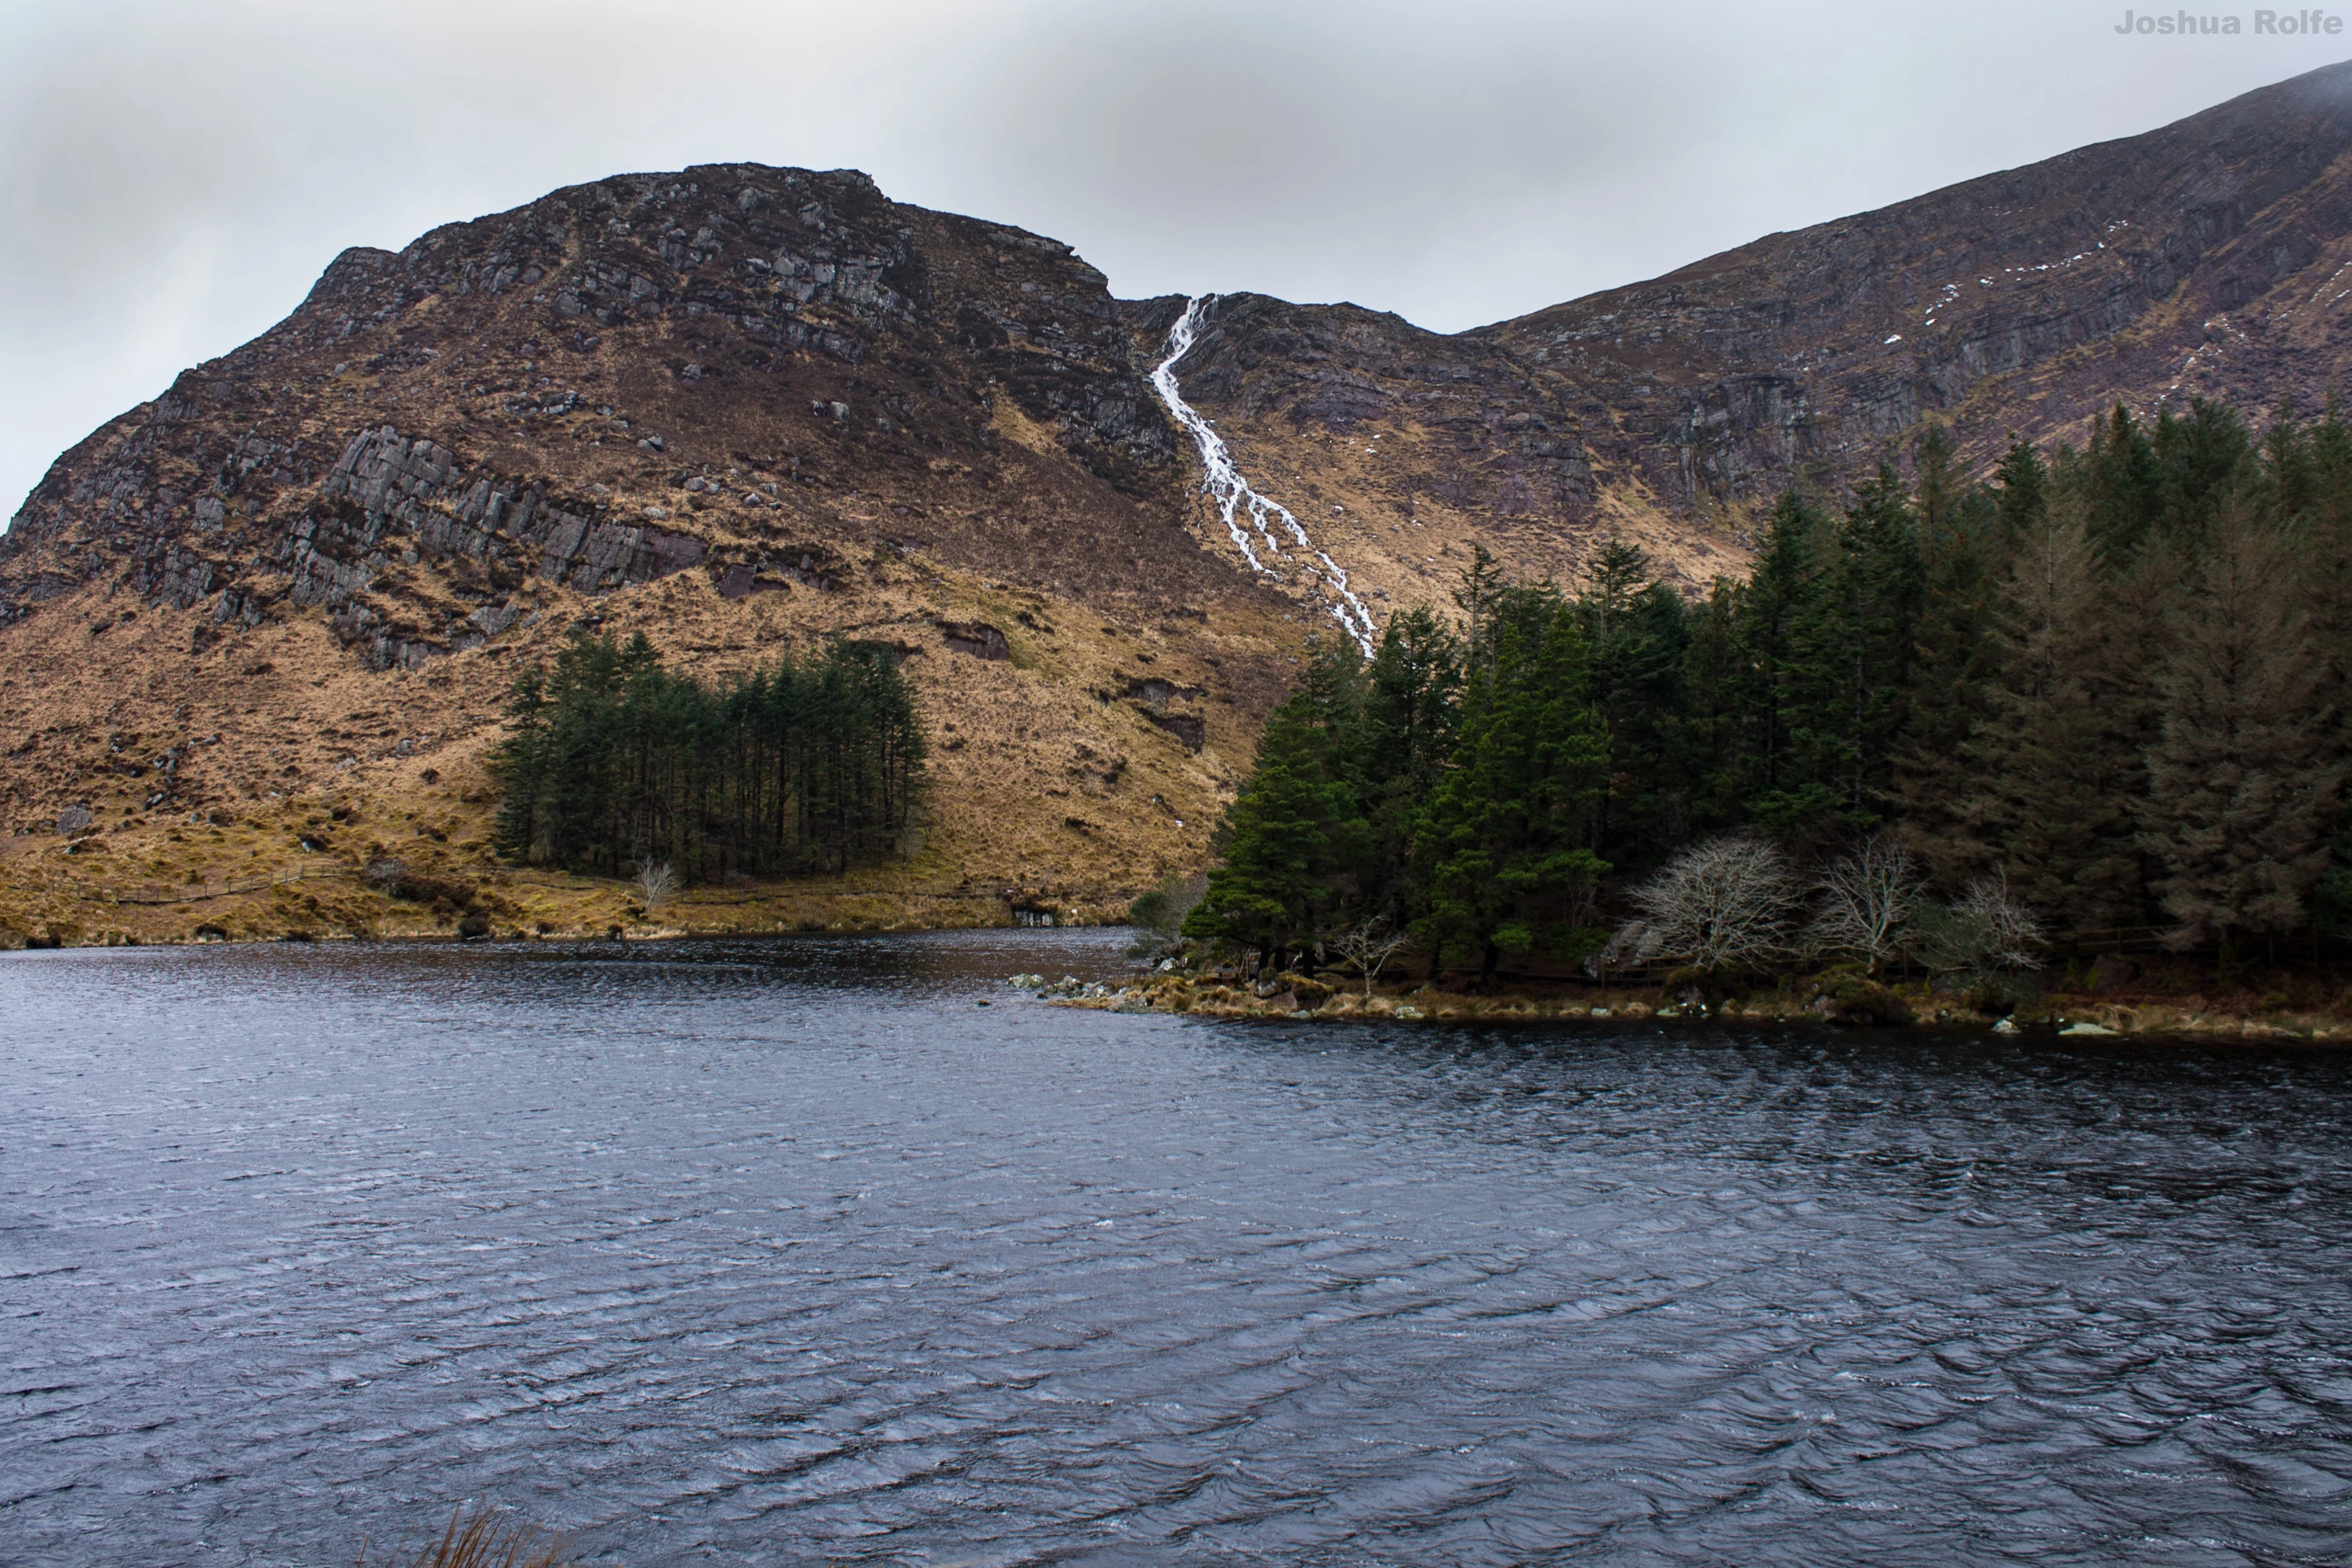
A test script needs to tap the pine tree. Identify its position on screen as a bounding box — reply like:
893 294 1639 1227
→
1416 594 1611 985
1184 394 2352 979
1579 542 1690 872
488 666 549 862
1183 689 1363 966
1991 437 2049 546
2296 405 2352 748
2085 405 2162 561
1672 580 1744 837
1962 495 2148 929
1355 607 1461 926
2296 405 2352 924
1897 430 2004 867
2153 397 2255 549
487 633 924 884
1820 460 1923 825
2138 498 2346 951
1733 491 1844 842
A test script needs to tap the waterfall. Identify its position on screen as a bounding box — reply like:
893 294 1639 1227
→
1149 296 1377 653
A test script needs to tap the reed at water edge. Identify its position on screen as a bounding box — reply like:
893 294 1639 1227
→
357 1504 570 1568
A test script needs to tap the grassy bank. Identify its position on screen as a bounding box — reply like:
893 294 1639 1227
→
0 810 1127 949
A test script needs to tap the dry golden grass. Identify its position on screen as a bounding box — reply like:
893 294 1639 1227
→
0 549 1304 942
1200 410 1753 605
358 1504 570 1568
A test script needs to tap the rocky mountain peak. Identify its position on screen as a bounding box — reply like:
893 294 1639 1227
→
5 65 2352 931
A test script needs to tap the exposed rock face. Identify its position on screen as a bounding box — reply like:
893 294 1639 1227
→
940 622 1009 659
0 165 1319 915
1 165 1225 648
1131 291 1599 523
3 65 2352 922
1183 60 2352 527
1482 61 2352 506
11 67 2352 636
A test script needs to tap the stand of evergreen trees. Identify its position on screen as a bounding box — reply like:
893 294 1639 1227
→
1185 398 2352 979
489 632 925 883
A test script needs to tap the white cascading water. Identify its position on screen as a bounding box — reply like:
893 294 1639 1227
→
1149 296 1377 652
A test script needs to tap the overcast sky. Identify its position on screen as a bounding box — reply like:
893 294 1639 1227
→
2 0 2344 521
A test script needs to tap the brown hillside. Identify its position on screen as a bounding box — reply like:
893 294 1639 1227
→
5 64 2352 940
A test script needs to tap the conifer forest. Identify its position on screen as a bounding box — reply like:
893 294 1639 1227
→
1184 400 2352 989
489 632 926 884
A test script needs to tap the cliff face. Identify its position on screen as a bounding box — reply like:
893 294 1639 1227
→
0 165 1319 932
5 65 2352 936
0 165 1210 637
1480 59 2352 510
1190 60 2352 528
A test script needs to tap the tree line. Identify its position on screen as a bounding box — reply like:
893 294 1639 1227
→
1183 397 2352 982
489 631 925 884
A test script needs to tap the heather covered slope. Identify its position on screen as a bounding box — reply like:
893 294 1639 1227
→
1481 58 2352 506
7 64 2352 940
0 165 1319 936
1172 60 2352 546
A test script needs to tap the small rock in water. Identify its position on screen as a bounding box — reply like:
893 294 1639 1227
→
1589 1007 1611 1018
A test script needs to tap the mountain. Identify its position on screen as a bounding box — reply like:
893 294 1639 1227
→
4 64 2350 941
1177 59 2352 549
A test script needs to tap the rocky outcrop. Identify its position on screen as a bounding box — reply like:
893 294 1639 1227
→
1136 293 1599 520
5 66 2352 920
24 65 2352 673
1477 60 2352 504
0 162 1263 641
940 622 1008 659
1149 61 2352 525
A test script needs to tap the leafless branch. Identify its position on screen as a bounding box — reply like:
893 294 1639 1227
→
634 861 678 909
1808 833 1925 972
1329 916 1412 998
1609 834 1802 972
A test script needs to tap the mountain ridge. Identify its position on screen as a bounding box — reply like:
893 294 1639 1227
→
2 64 2350 940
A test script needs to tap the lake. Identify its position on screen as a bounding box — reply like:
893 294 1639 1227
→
3 931 2347 1565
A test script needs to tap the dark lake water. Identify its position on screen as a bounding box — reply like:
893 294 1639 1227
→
3 931 2350 1566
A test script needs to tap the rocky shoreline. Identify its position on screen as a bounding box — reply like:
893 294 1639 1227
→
7 901 2339 1045
1022 970 2352 1044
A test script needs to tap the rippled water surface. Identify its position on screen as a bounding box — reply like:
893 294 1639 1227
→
4 933 2350 1566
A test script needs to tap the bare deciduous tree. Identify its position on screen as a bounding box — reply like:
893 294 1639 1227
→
1808 833 1926 972
1603 834 1803 972
634 861 679 909
1330 916 1412 998
1915 869 2047 975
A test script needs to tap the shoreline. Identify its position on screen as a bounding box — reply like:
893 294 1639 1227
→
1036 971 2352 1044
0 859 1126 951
6 904 2342 1046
